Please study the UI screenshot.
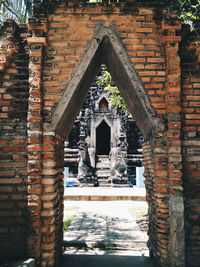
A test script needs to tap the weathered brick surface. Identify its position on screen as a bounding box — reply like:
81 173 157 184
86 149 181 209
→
0 1 200 266
0 21 29 263
180 24 200 266
143 134 169 265
42 4 167 119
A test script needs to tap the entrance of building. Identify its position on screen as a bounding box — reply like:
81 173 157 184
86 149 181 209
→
96 120 111 155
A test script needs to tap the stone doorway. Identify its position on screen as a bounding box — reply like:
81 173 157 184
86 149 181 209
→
64 64 143 186
96 120 111 155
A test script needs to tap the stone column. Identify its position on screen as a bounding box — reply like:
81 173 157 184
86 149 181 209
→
162 13 185 267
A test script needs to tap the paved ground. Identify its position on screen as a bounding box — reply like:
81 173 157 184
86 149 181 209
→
60 200 155 267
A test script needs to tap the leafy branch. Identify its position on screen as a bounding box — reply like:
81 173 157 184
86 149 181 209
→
97 66 128 113
0 0 32 24
179 0 200 24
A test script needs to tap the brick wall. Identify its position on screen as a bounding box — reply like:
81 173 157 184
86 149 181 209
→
42 3 167 119
181 24 200 266
143 134 169 265
0 21 29 263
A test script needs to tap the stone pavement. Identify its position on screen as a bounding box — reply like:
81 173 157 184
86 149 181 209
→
60 201 155 267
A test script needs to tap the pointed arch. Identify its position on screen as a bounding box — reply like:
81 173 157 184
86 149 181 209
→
95 93 111 111
99 97 109 112
94 116 112 129
51 25 161 140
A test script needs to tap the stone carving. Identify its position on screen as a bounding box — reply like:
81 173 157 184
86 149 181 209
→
77 137 88 179
109 138 128 185
77 136 96 183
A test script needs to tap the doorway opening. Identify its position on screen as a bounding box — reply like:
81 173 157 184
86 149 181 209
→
96 120 111 155
63 65 143 187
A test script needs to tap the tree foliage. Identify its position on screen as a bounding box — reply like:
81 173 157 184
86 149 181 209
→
0 0 32 24
179 0 200 24
1 1 200 25
97 66 128 113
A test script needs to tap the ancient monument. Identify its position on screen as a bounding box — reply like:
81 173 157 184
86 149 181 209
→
64 66 143 186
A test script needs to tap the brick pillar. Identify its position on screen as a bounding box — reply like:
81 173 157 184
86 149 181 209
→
152 134 169 264
144 134 169 265
162 14 185 266
27 18 47 264
40 132 60 267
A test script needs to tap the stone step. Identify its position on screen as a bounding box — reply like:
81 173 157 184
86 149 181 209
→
98 180 111 185
64 148 79 153
96 172 110 177
96 163 110 168
64 158 79 162
96 168 110 173
96 162 110 169
97 155 109 158
99 184 112 187
97 170 110 173
97 157 109 162
97 156 109 160
98 180 111 187
64 154 79 158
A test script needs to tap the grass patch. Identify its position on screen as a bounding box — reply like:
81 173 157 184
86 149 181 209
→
64 205 79 211
63 216 74 232
129 205 149 232
63 205 79 232
128 206 148 220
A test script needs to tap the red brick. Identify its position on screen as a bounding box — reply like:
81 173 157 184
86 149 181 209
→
135 27 153 33
2 146 26 152
0 139 9 145
137 51 155 57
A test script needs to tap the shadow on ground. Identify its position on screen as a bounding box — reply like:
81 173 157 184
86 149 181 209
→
63 211 147 248
62 201 151 266
59 252 156 267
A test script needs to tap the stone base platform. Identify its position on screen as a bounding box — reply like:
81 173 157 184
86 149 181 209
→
64 187 146 201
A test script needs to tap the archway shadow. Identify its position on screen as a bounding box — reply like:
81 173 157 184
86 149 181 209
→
59 252 156 267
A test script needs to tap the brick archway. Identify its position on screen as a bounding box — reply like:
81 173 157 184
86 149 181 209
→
51 25 160 140
25 2 185 266
5 1 200 266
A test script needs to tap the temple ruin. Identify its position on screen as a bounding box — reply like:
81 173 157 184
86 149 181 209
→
65 66 143 186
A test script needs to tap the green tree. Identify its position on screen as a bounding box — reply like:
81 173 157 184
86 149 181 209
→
1 0 199 25
0 0 32 24
179 0 200 24
97 66 128 113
